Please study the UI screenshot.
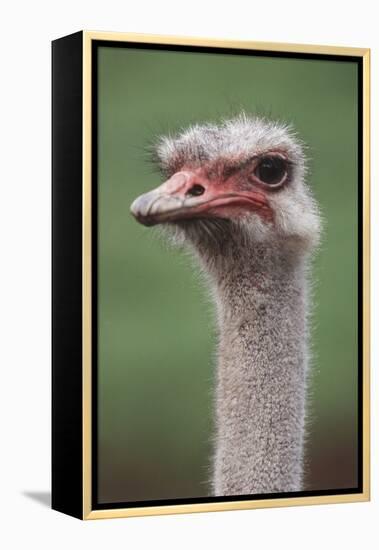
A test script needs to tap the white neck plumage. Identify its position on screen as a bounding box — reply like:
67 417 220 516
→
208 242 310 496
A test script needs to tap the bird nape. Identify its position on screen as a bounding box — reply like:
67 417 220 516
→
130 113 322 497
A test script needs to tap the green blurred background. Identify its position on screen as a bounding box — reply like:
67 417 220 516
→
97 46 358 504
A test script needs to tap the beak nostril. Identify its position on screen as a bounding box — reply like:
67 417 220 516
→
186 184 205 197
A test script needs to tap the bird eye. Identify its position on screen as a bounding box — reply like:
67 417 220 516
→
254 156 288 187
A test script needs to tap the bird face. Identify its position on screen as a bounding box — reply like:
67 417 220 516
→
130 115 321 251
130 152 290 225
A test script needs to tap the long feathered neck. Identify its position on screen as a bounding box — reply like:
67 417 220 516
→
199 237 310 496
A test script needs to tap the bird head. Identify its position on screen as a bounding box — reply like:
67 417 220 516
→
130 115 321 254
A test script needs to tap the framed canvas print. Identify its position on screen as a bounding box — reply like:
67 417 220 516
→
52 31 370 520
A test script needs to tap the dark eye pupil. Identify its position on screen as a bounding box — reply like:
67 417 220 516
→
255 156 287 185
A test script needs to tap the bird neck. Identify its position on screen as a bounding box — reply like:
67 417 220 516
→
208 242 310 496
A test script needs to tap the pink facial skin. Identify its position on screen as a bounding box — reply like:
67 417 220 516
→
130 155 285 226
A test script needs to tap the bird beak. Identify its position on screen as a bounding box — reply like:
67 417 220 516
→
130 171 210 226
130 170 270 226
